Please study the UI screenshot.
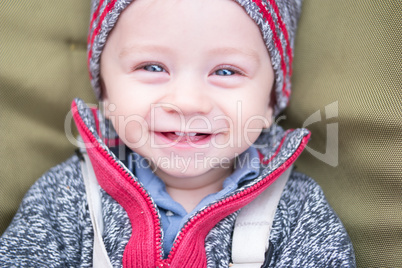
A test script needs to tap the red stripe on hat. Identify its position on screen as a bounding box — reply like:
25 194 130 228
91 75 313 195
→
87 0 118 76
87 0 106 76
267 0 293 76
87 0 105 45
252 0 288 97
267 0 292 98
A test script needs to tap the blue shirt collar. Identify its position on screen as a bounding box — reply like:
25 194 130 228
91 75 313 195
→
128 146 261 216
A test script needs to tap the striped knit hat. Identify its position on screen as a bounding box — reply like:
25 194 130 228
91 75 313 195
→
87 0 303 115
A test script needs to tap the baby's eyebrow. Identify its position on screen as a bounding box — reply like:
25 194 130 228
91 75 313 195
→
119 45 173 58
208 47 260 64
118 45 260 65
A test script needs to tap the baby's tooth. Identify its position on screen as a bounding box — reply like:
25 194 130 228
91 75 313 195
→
187 133 197 136
174 132 185 136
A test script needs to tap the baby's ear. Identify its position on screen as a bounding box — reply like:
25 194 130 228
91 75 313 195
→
101 100 111 119
100 77 111 119
264 105 274 128
263 88 275 128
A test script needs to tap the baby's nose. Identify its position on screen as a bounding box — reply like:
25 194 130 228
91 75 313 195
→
161 79 213 115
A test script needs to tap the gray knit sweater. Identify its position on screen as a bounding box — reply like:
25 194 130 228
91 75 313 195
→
0 99 355 267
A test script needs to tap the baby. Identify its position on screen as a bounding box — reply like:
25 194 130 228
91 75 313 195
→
0 0 355 267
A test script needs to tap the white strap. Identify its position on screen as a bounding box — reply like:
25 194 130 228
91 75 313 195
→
80 149 113 268
231 166 292 267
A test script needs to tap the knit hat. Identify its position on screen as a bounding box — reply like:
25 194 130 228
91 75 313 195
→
87 0 303 115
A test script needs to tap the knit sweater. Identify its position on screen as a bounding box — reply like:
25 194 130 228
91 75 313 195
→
0 99 355 267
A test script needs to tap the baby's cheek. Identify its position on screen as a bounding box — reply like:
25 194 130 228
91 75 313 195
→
240 115 266 145
243 102 272 127
211 132 234 149
112 115 149 148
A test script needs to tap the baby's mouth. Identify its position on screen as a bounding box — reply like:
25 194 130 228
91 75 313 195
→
162 131 211 143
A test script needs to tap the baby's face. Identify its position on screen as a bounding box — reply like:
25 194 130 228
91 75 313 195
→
101 0 274 181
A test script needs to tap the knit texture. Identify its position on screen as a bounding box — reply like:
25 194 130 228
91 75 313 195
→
0 160 355 267
87 0 303 115
0 99 355 267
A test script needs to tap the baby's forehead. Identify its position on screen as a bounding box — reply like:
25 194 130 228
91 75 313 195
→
89 0 302 114
105 0 267 54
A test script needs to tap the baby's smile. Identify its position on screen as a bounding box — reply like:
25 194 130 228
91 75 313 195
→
155 131 212 148
163 131 210 142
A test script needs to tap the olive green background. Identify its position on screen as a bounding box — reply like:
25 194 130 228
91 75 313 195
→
1 1 401 267
283 1 402 267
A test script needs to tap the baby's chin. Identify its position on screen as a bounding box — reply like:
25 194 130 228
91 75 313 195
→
151 160 234 182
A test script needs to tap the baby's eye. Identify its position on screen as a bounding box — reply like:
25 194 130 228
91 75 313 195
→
214 69 236 76
211 65 245 77
142 64 166 72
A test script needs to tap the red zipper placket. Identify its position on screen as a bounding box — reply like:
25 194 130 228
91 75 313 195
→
72 103 165 263
73 101 310 267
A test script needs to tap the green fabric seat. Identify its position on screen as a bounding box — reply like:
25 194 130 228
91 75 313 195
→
282 1 402 266
0 0 96 233
1 1 401 267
